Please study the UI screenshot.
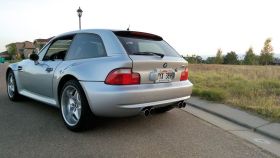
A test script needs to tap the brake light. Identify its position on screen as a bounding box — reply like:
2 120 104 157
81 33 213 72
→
180 68 189 81
105 68 140 85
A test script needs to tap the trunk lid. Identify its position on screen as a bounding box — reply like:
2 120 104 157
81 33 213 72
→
114 31 188 84
129 55 187 84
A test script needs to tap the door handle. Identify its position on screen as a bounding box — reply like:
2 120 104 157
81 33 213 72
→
18 66 23 71
45 67 53 72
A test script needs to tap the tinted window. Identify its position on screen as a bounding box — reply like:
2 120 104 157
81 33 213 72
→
66 34 107 60
117 36 180 57
38 43 50 60
43 38 72 61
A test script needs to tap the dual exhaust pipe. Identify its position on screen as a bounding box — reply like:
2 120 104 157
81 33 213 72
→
177 101 187 108
141 101 187 117
142 108 155 117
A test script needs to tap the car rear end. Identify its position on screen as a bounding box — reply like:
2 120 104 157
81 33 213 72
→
81 30 192 117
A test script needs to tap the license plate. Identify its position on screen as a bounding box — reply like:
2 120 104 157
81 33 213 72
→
156 69 175 83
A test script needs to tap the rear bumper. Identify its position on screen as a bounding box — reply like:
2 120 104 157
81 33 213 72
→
80 80 193 117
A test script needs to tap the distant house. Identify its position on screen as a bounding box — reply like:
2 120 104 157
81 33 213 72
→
5 37 53 60
14 42 25 56
23 41 35 58
33 37 53 52
6 41 35 59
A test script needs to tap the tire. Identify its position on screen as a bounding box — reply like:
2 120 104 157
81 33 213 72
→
154 105 174 113
6 71 21 101
60 80 93 131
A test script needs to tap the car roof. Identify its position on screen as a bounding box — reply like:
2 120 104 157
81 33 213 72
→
55 29 117 37
52 29 162 41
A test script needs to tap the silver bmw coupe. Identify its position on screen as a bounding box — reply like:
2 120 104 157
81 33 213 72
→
6 29 193 131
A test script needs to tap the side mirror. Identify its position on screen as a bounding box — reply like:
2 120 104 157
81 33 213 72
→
29 53 39 61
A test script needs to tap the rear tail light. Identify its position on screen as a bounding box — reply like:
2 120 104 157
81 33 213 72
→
180 68 189 81
105 68 140 85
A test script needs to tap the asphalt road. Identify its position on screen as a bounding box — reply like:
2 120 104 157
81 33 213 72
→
0 63 277 158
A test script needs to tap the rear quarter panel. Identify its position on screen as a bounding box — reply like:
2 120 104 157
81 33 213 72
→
52 55 132 105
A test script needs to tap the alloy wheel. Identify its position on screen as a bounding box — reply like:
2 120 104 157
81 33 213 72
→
7 74 15 98
61 85 82 126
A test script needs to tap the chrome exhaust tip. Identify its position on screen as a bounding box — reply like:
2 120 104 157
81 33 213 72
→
142 109 150 117
176 101 186 108
149 108 156 115
177 102 183 108
181 102 187 108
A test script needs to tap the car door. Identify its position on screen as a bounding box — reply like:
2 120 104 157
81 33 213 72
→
19 35 74 98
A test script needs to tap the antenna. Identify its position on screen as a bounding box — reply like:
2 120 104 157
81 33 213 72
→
127 25 130 31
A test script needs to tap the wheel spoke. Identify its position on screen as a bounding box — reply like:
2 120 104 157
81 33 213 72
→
67 103 71 112
73 90 81 105
10 77 13 84
67 111 73 122
73 109 80 121
73 90 78 99
66 90 73 98
78 94 81 105
10 84 15 92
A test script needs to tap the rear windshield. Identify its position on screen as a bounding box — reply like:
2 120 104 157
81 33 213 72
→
115 32 180 57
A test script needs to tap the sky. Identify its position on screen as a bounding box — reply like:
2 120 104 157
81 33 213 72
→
0 0 280 58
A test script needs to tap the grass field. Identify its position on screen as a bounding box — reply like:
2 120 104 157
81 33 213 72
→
188 64 280 121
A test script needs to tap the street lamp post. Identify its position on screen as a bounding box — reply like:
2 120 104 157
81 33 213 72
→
77 7 83 30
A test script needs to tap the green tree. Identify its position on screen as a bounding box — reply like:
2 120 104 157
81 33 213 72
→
7 44 16 59
259 38 274 65
215 48 223 64
206 57 216 64
184 55 203 64
196 55 203 63
185 55 196 64
224 51 239 64
244 47 257 65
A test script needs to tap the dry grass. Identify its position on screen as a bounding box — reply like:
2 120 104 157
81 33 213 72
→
188 64 280 120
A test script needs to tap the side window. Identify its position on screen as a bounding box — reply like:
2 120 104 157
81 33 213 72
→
66 34 107 60
43 37 73 61
38 44 50 60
